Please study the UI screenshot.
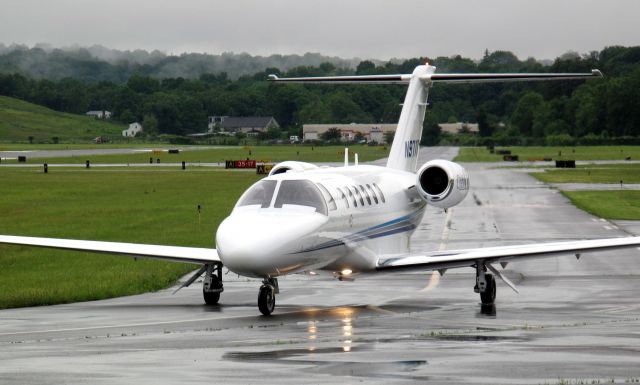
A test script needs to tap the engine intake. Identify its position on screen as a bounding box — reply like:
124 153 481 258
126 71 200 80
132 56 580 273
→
416 160 469 208
268 161 319 176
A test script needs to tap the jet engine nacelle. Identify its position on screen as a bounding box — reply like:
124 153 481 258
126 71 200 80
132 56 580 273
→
416 160 469 208
268 161 319 176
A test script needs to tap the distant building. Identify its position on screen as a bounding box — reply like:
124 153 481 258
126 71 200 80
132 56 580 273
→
207 116 279 135
439 122 479 135
94 136 109 144
86 110 112 119
302 123 396 143
122 122 143 137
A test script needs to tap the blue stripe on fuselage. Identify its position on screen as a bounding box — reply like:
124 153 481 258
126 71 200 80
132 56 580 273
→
293 208 425 254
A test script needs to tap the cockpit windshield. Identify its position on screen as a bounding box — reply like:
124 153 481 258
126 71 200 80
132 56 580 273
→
237 180 277 208
274 180 328 215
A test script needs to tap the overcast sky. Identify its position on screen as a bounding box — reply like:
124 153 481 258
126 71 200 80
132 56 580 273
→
1 0 638 61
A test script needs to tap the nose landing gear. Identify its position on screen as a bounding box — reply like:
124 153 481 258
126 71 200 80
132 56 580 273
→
258 277 279 316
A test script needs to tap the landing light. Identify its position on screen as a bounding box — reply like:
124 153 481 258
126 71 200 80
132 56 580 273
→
341 269 353 276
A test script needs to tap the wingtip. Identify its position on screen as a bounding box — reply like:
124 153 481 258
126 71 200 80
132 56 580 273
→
268 74 278 81
592 69 603 77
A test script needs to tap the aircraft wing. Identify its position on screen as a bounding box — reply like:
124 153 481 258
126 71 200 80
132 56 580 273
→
377 236 640 273
0 235 219 264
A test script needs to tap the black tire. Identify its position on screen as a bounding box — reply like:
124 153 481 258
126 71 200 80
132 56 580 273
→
480 274 496 305
203 275 221 305
258 285 275 316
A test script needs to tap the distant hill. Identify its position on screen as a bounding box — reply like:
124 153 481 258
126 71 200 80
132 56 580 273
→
0 96 124 142
0 44 370 82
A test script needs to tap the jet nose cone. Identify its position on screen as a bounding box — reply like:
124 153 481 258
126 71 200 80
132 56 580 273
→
216 210 327 277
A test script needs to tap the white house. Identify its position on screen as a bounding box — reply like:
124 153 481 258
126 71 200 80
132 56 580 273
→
122 122 143 137
86 110 112 119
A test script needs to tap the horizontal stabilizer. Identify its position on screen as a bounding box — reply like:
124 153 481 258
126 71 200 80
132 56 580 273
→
268 70 602 85
427 70 602 84
268 74 411 84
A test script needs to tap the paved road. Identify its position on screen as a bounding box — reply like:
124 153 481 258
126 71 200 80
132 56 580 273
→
1 146 639 384
0 146 229 160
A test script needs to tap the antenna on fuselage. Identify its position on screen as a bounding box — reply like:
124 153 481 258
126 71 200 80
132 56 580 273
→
344 147 349 167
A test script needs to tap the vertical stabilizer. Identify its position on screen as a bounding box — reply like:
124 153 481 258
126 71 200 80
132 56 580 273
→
386 65 434 172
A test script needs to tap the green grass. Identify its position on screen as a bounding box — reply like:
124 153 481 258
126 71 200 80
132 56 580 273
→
562 190 640 220
8 144 389 164
0 167 261 309
455 146 640 163
0 95 124 142
533 163 640 184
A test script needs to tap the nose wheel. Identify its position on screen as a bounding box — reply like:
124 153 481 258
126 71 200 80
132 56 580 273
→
258 278 278 316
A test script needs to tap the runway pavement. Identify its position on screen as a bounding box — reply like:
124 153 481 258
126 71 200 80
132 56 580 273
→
1 147 639 384
0 146 230 160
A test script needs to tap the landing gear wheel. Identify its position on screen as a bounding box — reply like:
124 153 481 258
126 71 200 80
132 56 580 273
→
258 285 275 316
203 267 223 305
480 273 496 305
203 277 220 305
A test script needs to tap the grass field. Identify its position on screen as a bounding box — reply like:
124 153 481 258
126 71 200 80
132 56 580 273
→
0 167 261 309
455 146 640 162
6 144 389 164
532 163 640 184
562 190 640 220
0 95 124 142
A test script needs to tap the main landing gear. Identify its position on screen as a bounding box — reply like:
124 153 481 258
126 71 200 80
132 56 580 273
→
474 262 496 306
203 263 224 305
258 277 279 316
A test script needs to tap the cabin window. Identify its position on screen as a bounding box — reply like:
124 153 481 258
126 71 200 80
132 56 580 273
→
359 185 372 205
346 186 357 207
336 187 349 208
316 183 338 211
366 184 378 204
237 180 277 208
373 183 386 203
353 185 365 206
273 180 328 215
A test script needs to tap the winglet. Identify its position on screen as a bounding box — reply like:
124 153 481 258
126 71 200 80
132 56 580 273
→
268 74 279 81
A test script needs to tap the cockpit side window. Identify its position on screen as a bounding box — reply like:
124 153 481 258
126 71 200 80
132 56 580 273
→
316 183 337 211
237 180 277 208
274 180 328 215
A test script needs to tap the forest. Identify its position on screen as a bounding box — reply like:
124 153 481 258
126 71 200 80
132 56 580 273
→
0 45 639 145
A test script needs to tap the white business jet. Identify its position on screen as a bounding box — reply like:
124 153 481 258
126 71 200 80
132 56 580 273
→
2 64 639 316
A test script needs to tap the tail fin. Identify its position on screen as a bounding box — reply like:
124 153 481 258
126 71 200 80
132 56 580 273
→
269 67 602 172
386 65 434 172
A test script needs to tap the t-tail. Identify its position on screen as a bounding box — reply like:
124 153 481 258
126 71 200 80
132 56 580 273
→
269 65 602 172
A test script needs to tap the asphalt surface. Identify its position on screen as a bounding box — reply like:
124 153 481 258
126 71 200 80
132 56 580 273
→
1 147 639 384
0 146 229 160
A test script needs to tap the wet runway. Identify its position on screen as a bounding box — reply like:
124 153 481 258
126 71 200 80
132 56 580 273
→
1 147 639 384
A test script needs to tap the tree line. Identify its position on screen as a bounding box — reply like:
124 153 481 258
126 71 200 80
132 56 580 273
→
0 46 639 145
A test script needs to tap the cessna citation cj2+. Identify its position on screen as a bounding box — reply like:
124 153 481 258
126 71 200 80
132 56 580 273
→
2 64 640 316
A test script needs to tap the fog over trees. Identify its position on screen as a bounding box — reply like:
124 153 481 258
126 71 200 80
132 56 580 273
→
1 44 639 145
